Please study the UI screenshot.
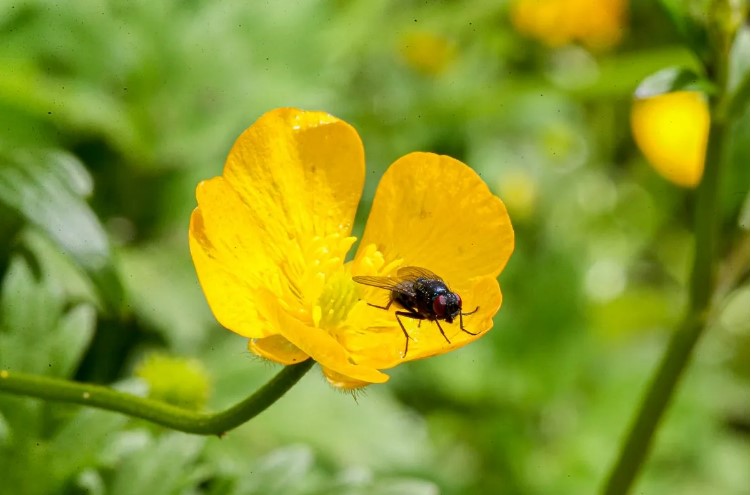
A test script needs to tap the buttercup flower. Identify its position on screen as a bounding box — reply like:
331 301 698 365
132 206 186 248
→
511 0 627 50
189 108 514 389
631 90 709 188
399 30 458 76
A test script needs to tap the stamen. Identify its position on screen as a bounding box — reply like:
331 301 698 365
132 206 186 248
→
316 270 360 328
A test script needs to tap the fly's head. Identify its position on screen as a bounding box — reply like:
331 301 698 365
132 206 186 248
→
432 292 462 322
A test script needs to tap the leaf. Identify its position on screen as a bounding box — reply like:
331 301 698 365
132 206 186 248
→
658 0 711 61
633 67 711 99
720 103 750 221
47 407 129 488
229 445 315 495
0 254 95 376
727 26 750 96
342 479 440 495
0 149 124 314
0 254 102 494
107 432 206 495
725 26 750 122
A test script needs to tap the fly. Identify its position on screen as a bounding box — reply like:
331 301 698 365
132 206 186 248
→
353 266 479 357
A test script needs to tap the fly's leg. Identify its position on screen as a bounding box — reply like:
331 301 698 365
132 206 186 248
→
367 299 393 311
395 311 424 357
462 306 479 316
459 306 481 336
434 319 451 344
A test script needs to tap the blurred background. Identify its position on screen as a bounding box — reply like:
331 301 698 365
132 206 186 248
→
0 1 748 494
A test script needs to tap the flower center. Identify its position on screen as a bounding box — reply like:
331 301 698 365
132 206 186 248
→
311 242 404 330
287 239 400 330
276 233 355 321
314 269 360 329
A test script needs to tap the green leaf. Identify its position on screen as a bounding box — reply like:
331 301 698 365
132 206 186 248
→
720 103 750 221
725 26 750 119
107 432 206 495
47 407 129 488
658 0 711 61
343 479 441 495
0 254 95 376
229 445 314 495
0 254 103 494
0 149 124 314
633 67 712 99
727 25 749 87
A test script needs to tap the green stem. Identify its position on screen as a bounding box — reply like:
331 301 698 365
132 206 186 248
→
601 118 727 492
0 360 314 436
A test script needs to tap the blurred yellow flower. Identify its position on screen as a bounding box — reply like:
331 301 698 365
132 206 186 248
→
189 108 514 389
511 0 627 50
631 91 710 188
399 30 457 76
497 169 538 221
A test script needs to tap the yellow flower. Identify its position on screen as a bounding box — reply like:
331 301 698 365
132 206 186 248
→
497 169 538 221
511 0 627 50
189 108 514 389
399 30 458 76
631 91 709 188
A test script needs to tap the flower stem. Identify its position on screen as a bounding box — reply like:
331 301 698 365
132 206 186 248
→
600 111 727 493
0 360 314 436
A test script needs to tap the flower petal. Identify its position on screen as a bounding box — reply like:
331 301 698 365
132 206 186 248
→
189 207 271 338
320 368 372 390
258 290 390 384
342 276 502 369
249 335 309 365
223 108 365 242
357 152 514 284
189 108 366 337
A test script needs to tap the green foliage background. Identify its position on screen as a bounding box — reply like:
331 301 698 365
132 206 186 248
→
0 1 748 494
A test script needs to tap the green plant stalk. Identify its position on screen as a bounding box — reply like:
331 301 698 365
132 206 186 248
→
0 360 314 436
601 117 726 494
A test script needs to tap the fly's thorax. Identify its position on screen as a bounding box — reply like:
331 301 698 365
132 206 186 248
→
413 278 450 312
415 278 450 294
414 278 462 322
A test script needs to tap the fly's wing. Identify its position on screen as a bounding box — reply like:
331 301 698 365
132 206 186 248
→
352 275 416 297
396 266 444 282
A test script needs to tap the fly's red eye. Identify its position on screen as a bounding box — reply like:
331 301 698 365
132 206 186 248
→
433 294 447 317
455 294 462 309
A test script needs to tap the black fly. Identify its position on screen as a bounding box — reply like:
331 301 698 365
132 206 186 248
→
353 266 479 357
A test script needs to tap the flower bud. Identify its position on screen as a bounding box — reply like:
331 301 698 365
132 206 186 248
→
135 353 210 410
631 91 710 188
